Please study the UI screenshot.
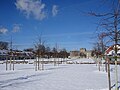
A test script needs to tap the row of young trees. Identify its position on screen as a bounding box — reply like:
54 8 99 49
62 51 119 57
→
0 34 69 71
34 36 69 57
90 0 120 90
32 36 69 71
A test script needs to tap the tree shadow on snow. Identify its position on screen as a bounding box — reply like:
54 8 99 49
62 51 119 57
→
0 72 51 88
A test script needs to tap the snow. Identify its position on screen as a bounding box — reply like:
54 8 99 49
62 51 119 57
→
0 58 120 90
105 49 120 56
0 50 8 56
68 58 95 63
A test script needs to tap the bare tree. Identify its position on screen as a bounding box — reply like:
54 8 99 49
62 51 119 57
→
89 0 120 90
45 46 51 59
59 48 68 64
52 47 57 66
34 36 45 71
0 41 9 70
8 36 15 71
0 41 8 50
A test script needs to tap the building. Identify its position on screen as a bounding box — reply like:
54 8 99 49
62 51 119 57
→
85 50 92 58
105 44 120 56
70 48 92 58
70 51 79 58
80 48 86 53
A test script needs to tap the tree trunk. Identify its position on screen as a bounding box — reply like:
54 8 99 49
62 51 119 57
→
10 57 12 70
107 58 111 90
6 56 8 71
13 57 15 70
38 56 40 70
105 59 108 72
115 60 118 90
35 56 37 71
42 58 44 70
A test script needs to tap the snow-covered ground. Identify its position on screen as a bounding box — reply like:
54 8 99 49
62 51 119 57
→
66 58 95 64
0 58 120 90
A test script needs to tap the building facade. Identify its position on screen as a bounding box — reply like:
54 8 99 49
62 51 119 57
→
70 48 92 58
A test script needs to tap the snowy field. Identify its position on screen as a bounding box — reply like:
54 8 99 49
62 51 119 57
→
0 58 120 90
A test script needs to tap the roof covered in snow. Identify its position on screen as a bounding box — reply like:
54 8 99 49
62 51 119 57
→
105 44 120 56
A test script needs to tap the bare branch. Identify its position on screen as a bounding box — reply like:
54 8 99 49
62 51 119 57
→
88 11 113 17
